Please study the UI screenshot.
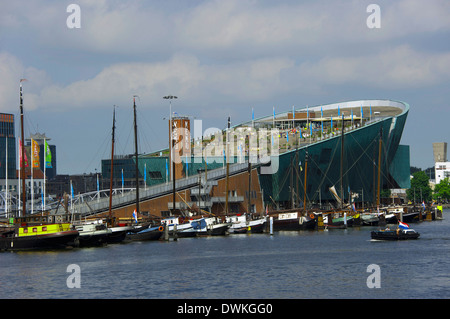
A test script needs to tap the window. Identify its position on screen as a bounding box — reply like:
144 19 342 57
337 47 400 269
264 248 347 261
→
149 171 163 180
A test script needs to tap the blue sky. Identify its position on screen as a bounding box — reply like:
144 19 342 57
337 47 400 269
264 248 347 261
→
1 0 449 174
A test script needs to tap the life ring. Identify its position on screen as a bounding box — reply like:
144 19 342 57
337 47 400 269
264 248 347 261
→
158 226 164 232
309 213 315 219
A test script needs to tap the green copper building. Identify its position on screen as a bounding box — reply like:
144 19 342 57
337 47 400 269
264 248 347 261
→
246 99 410 209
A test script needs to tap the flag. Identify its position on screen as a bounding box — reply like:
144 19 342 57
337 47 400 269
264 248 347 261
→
132 209 138 223
44 140 52 168
361 106 363 118
121 169 124 188
352 203 356 212
321 106 323 118
19 139 29 168
31 138 40 168
165 159 169 181
273 106 276 119
338 105 340 116
97 174 100 192
71 181 74 199
422 201 426 209
398 221 409 230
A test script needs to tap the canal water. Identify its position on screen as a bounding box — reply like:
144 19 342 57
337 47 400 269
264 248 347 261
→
1 210 449 300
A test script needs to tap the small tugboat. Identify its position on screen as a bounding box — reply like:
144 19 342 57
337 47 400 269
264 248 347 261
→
0 219 79 251
371 221 420 240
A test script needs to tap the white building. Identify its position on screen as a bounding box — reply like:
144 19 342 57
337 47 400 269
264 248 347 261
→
435 162 450 184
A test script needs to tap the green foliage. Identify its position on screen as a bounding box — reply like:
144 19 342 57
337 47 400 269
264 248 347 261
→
407 170 432 202
434 177 450 200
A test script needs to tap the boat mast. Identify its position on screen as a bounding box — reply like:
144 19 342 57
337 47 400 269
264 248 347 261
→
133 96 139 214
303 150 308 211
225 116 230 215
376 127 383 212
108 106 116 226
20 79 26 217
340 113 345 211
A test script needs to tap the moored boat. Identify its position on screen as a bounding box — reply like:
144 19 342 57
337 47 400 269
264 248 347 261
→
227 214 266 234
190 217 231 236
271 211 316 231
125 225 164 241
161 216 197 238
74 221 111 247
323 212 353 229
0 222 79 251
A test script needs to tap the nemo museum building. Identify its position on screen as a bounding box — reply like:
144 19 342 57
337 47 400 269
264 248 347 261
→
245 99 411 209
96 99 410 218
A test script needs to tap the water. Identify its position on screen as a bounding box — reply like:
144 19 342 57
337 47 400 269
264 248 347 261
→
1 211 450 299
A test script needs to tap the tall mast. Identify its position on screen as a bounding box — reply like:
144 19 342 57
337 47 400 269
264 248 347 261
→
376 127 383 211
20 79 26 216
108 106 116 226
133 97 140 214
225 116 230 215
340 113 345 211
303 150 308 211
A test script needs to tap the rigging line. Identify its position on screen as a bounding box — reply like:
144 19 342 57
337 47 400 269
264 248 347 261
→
306 139 341 202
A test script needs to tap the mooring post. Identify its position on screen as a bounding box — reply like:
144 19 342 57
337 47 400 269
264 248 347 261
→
164 222 169 241
269 217 273 235
173 223 178 241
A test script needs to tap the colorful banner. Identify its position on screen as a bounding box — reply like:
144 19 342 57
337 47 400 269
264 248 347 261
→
45 140 52 168
31 138 40 168
19 139 29 168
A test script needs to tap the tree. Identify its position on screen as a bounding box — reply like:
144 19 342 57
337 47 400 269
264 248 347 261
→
434 177 450 201
407 171 432 203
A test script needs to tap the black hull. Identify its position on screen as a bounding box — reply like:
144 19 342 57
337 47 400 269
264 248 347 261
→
170 230 197 238
79 233 109 247
196 225 230 236
325 218 354 229
401 212 420 223
371 230 420 240
126 228 163 241
231 222 267 234
106 230 128 244
0 230 79 251
273 218 316 231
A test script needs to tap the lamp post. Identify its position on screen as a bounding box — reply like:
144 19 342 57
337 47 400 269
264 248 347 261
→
164 95 178 214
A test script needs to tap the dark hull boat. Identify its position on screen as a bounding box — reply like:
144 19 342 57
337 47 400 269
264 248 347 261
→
0 223 79 251
106 225 135 244
125 226 163 241
190 217 231 236
323 214 353 229
271 212 316 231
371 229 420 240
227 215 267 234
75 223 111 247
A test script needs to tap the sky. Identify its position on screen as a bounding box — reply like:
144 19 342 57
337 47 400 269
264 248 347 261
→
1 0 449 174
